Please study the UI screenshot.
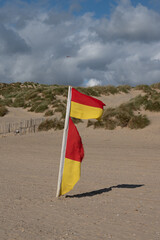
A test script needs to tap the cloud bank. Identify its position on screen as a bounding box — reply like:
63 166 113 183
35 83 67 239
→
0 0 160 86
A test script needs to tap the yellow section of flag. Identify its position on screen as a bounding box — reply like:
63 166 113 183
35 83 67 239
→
60 158 81 196
70 101 104 120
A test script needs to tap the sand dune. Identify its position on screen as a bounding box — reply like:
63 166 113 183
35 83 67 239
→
0 107 44 125
0 91 160 240
0 89 143 125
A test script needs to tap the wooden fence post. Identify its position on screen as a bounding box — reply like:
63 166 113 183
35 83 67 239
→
0 116 54 135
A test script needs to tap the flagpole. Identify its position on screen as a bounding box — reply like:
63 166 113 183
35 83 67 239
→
56 86 72 197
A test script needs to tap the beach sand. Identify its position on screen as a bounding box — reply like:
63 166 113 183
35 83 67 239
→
0 91 160 240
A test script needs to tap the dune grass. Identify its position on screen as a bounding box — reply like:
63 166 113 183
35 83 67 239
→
145 101 160 111
71 117 83 124
34 103 49 113
128 115 150 129
151 82 160 89
0 98 13 107
1 82 160 129
76 85 131 96
38 118 64 131
45 110 54 116
135 84 152 93
0 106 8 117
87 96 151 130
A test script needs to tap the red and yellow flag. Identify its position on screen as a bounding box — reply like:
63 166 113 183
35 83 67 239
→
60 117 84 196
57 87 105 196
70 88 105 120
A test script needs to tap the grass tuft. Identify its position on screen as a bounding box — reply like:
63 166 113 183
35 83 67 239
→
151 82 160 89
135 84 152 93
38 118 64 131
0 106 8 117
54 104 66 119
128 115 150 129
35 103 48 113
13 97 25 107
117 85 132 93
87 120 94 127
145 100 160 112
44 110 54 116
71 117 83 124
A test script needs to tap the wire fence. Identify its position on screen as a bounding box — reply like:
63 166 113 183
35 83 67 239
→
0 117 50 135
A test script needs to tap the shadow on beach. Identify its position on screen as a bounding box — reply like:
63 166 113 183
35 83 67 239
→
65 184 144 198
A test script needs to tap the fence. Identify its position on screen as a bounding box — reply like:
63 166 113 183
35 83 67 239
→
0 117 50 135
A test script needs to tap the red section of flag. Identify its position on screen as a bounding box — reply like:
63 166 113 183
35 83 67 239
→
65 118 84 162
71 88 105 108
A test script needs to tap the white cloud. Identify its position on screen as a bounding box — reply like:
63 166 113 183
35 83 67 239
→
86 78 102 87
0 0 160 86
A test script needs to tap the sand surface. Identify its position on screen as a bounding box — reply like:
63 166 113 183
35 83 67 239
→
0 91 160 240
0 107 44 125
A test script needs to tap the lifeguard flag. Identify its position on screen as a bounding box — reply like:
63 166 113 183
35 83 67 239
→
60 117 84 196
70 88 105 120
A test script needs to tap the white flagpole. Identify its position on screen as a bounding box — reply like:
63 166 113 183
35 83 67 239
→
56 86 72 197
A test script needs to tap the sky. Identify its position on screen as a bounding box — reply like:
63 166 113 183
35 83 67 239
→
0 0 160 86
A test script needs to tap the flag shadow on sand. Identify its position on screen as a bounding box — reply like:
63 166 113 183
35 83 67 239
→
65 184 144 198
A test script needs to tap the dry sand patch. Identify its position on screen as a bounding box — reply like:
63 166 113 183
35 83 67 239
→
0 121 160 239
0 107 44 125
98 89 143 108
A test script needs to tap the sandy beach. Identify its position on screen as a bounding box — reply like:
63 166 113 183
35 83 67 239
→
0 91 160 240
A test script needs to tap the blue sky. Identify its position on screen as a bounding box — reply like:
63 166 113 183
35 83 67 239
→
0 0 160 86
61 0 160 17
1 0 160 17
6 0 160 16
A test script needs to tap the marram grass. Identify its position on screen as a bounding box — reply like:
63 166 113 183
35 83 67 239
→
1 82 160 130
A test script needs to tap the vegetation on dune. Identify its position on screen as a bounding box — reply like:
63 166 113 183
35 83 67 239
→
76 85 132 96
44 110 54 117
128 115 150 129
0 106 8 117
13 97 25 108
151 82 160 90
54 103 66 119
52 99 61 108
145 101 160 112
76 87 101 96
38 117 82 131
117 85 132 93
87 97 151 130
144 91 160 112
0 83 68 118
38 118 64 131
34 103 49 113
1 82 160 130
87 111 150 130
71 117 83 124
121 92 160 113
52 86 68 97
135 84 152 93
0 98 13 107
